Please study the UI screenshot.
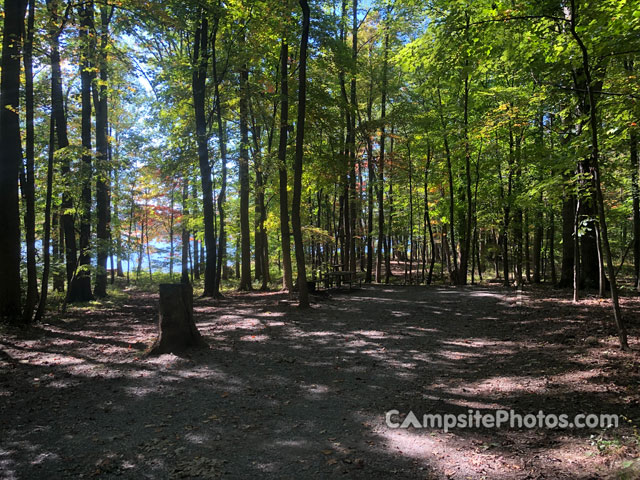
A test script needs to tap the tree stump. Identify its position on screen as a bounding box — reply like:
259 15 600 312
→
148 283 207 355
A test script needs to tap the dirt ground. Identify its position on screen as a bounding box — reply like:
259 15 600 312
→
1 283 640 479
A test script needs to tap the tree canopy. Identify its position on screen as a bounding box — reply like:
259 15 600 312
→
1 0 640 348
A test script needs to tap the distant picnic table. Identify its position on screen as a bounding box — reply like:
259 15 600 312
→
320 264 362 289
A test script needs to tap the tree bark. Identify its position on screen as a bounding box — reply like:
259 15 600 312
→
628 60 640 292
251 117 269 291
437 86 458 281
573 195 581 302
192 11 217 296
148 283 207 355
169 185 175 280
69 0 95 303
347 0 358 275
548 209 557 284
569 0 627 349
633 127 640 292
365 64 374 283
36 117 56 322
386 130 395 282
292 0 311 307
407 137 414 283
277 39 294 291
424 144 436 285
559 188 575 287
21 0 38 322
193 191 200 281
532 201 543 283
212 17 227 297
0 0 27 321
94 5 112 298
238 63 252 291
181 178 190 284
47 0 77 296
459 16 472 285
376 28 389 283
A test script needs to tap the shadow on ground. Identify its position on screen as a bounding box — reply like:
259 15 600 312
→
1 284 639 479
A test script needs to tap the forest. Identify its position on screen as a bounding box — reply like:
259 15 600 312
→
1 0 640 478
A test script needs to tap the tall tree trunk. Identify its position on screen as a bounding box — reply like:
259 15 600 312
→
471 142 482 284
513 130 523 287
595 221 606 297
0 0 26 321
254 193 263 283
407 137 414 283
424 144 436 284
292 0 310 307
459 18 472 285
127 183 134 285
347 0 358 275
169 185 175 280
193 190 200 281
277 39 294 291
21 0 38 322
572 70 602 290
532 117 545 284
238 63 252 291
47 0 78 297
532 200 543 283
338 0 351 274
632 127 640 292
365 66 374 283
559 187 575 287
569 0 627 348
136 201 144 280
548 209 557 284
192 11 217 296
251 116 269 291
573 194 581 302
578 179 600 289
145 200 152 281
436 86 458 281
114 169 124 277
94 5 112 298
524 210 531 282
251 119 262 283
69 0 95 303
514 210 523 287
376 30 389 283
52 210 65 292
212 21 227 295
498 155 511 287
200 241 205 278
386 129 395 282
628 60 640 291
36 116 56 322
181 178 190 284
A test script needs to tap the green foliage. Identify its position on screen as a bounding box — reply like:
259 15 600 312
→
12 0 640 315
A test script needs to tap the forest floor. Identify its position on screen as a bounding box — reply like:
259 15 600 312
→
1 280 640 479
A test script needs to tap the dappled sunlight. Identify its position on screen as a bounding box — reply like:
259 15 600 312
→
184 432 211 445
434 349 485 360
450 375 547 396
300 382 331 399
373 424 550 479
303 330 342 338
239 334 270 342
374 427 469 477
2 284 639 478
547 369 609 393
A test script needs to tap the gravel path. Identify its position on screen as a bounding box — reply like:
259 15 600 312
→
1 284 639 479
